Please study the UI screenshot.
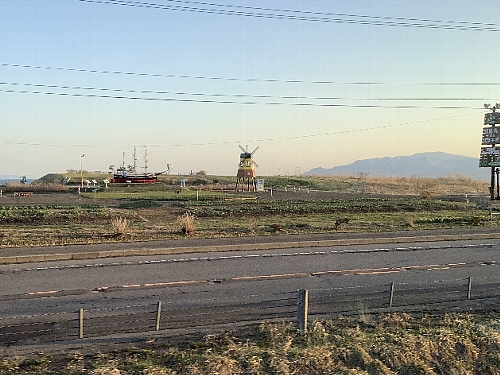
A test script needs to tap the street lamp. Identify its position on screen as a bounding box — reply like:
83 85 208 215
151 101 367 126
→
80 154 85 188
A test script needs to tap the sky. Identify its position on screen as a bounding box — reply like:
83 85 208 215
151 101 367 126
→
1 0 499 178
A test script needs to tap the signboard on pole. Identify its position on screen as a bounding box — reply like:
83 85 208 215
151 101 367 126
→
479 146 500 167
484 112 500 125
480 107 500 200
482 127 500 145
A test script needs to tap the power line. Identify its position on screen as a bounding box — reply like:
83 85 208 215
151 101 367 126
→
195 112 483 148
77 0 500 32
0 86 484 110
0 82 495 105
1 111 482 149
4 63 500 87
0 81 339 101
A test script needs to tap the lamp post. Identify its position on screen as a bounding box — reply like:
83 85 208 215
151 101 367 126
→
80 154 85 188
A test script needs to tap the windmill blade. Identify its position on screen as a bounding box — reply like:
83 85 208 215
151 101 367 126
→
251 146 260 155
253 160 259 168
239 145 247 153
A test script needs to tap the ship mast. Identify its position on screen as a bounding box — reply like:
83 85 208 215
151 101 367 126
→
133 146 137 177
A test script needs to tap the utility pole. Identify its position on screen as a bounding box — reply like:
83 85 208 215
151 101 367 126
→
80 154 85 188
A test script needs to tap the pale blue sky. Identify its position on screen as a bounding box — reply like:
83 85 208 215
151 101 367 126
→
1 0 499 178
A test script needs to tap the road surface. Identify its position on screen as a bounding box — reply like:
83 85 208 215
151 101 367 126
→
1 237 499 311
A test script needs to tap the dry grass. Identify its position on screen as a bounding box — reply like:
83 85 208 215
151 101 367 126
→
177 212 196 235
111 217 129 236
360 175 488 196
3 312 499 374
1 182 70 193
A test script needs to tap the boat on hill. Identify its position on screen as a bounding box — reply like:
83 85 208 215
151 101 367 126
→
109 147 164 184
110 169 160 184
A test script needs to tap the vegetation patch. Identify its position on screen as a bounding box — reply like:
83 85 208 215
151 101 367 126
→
419 215 485 226
0 204 108 224
0 175 493 247
183 197 467 218
84 190 229 202
2 312 499 374
118 200 162 209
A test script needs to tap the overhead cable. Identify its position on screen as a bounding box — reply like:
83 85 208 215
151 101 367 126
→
3 63 500 87
1 111 481 149
0 86 484 110
77 0 500 32
0 81 495 104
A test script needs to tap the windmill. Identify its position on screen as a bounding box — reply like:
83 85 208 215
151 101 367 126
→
236 145 259 191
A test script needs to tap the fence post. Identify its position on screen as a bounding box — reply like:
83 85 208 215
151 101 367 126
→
155 301 162 331
297 289 308 334
79 308 84 339
467 277 472 300
389 282 395 308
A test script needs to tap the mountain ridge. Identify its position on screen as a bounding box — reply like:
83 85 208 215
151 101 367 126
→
304 152 486 180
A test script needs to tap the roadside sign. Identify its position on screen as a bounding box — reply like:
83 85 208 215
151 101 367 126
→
479 146 500 167
482 127 500 145
485 112 500 125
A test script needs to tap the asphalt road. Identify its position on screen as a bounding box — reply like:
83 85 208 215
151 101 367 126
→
1 237 499 313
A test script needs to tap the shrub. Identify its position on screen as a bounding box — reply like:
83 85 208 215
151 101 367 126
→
111 217 129 236
178 212 196 235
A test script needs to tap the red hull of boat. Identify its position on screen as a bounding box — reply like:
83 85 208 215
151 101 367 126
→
110 177 157 184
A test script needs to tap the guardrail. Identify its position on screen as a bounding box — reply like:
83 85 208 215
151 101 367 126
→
1 276 499 346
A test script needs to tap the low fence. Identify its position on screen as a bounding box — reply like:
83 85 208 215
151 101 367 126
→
1 275 499 346
308 276 500 317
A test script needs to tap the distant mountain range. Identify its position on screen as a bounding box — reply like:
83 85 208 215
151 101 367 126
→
304 152 487 180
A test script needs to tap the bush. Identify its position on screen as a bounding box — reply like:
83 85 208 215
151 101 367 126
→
111 217 129 236
178 212 196 235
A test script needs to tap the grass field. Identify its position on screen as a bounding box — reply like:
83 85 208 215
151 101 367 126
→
0 174 494 248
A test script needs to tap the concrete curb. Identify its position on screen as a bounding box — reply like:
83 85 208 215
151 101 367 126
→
2 232 500 265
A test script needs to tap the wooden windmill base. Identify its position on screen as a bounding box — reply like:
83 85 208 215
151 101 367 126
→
235 177 256 192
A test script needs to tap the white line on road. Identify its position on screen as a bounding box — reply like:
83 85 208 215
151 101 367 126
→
4 243 496 274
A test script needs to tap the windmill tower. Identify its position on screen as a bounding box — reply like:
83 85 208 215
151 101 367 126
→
236 145 259 191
